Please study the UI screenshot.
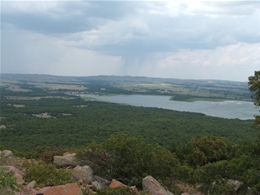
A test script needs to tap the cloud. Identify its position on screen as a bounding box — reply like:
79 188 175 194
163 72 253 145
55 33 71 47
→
1 1 136 34
1 1 260 81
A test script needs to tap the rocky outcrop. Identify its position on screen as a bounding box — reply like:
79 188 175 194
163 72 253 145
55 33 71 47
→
53 152 79 168
0 150 206 195
72 165 94 184
0 150 14 157
142 175 173 195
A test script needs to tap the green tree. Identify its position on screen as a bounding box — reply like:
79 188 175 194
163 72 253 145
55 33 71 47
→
104 132 180 186
186 136 231 166
248 70 260 130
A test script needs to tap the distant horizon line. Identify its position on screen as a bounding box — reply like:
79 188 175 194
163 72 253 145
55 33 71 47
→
0 72 248 83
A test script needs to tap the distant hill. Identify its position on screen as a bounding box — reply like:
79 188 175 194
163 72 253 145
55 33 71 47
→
0 73 251 101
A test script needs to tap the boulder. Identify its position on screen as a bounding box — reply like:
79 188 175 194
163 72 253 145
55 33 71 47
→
1 150 14 157
27 180 36 189
142 175 173 195
130 186 139 195
72 165 94 184
93 175 110 189
92 181 103 191
53 152 79 168
227 179 243 192
32 183 83 195
109 179 126 188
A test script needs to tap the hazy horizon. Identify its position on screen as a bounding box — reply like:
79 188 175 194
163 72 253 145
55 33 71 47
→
1 1 260 82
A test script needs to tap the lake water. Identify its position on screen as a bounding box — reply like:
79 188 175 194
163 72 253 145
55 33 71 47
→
81 94 259 120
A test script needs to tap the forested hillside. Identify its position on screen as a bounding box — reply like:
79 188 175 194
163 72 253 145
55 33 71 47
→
0 86 256 151
1 72 260 194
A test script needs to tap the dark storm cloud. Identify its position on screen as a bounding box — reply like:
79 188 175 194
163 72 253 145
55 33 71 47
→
1 1 136 34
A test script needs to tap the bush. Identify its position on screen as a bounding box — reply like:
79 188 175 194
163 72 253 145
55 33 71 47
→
36 146 71 164
199 179 235 195
23 161 73 187
77 133 181 187
193 160 229 183
76 141 109 177
186 136 231 167
0 167 21 194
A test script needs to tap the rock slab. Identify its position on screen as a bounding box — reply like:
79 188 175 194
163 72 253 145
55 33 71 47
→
142 175 173 195
33 183 83 195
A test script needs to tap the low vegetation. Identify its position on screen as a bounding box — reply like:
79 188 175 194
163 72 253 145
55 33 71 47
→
22 161 73 187
0 167 21 194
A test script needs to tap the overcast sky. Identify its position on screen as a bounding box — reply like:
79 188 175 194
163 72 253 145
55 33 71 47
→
1 1 260 81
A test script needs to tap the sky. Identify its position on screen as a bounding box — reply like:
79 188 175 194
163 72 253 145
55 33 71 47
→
1 1 260 81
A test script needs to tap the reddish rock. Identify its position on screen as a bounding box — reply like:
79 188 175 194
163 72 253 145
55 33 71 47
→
33 183 83 195
109 179 126 188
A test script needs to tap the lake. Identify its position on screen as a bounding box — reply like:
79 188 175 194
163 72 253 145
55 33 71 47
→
81 94 259 120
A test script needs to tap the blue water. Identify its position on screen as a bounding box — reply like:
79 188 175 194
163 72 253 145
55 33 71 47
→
81 94 259 120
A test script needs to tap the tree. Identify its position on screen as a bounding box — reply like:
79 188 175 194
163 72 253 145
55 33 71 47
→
248 70 260 130
186 136 231 166
104 132 180 185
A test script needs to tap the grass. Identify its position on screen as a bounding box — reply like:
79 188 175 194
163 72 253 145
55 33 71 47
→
81 97 96 101
99 93 118 96
185 98 227 102
170 96 228 102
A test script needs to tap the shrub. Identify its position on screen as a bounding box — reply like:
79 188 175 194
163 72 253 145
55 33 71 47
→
193 160 229 183
76 141 110 177
0 167 21 194
186 136 232 167
199 179 235 195
36 146 70 164
23 161 73 187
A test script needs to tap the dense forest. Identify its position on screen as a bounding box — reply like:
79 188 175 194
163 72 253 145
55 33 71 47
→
0 86 256 151
1 72 260 194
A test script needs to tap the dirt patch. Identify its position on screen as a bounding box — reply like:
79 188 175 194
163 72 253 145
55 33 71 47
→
32 113 53 118
0 125 6 129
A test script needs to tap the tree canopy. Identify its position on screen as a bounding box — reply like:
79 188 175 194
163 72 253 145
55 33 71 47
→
248 70 260 130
